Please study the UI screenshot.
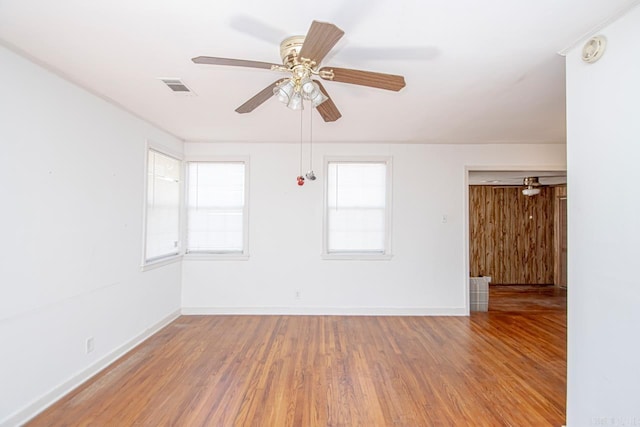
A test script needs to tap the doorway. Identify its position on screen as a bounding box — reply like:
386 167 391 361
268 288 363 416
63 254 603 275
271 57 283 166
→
467 170 568 290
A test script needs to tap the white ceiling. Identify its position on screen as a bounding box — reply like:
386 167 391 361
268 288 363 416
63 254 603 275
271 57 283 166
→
1 0 638 143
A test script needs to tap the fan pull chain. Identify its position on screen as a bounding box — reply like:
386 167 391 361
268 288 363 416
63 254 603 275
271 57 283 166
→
297 107 305 186
309 106 313 170
305 104 316 181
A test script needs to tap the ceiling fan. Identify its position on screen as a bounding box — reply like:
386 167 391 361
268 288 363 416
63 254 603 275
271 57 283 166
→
492 176 565 196
521 177 543 196
192 20 406 122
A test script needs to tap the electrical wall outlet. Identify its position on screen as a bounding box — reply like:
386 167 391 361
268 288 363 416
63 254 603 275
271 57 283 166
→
86 337 95 354
295 290 301 300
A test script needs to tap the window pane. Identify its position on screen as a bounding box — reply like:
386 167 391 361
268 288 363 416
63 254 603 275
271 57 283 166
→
145 150 181 262
327 162 387 253
187 162 246 253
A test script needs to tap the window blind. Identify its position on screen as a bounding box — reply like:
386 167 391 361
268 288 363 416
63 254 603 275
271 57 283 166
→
187 162 246 253
145 150 181 262
327 162 387 253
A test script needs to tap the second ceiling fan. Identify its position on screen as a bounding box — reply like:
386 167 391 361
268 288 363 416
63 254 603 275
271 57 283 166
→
192 20 406 122
493 176 565 196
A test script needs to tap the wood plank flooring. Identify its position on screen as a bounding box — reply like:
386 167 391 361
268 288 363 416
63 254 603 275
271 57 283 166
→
28 286 567 426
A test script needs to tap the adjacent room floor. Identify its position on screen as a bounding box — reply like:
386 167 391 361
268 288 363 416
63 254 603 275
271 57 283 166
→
28 285 567 426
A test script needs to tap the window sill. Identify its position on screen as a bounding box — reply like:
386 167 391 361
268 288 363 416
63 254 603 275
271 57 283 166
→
321 253 393 261
184 253 250 261
141 254 183 271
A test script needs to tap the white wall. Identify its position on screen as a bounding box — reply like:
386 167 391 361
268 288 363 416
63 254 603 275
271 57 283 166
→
565 5 640 426
0 45 183 425
182 141 566 314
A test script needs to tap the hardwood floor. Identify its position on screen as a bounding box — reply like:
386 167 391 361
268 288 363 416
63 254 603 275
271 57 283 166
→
28 286 567 426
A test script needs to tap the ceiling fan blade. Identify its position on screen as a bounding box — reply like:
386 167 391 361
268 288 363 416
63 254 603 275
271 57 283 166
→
314 80 341 122
192 56 280 70
319 66 406 91
235 79 288 114
298 21 345 64
492 185 554 189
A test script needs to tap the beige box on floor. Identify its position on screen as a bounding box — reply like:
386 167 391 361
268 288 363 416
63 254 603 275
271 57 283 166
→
470 277 491 312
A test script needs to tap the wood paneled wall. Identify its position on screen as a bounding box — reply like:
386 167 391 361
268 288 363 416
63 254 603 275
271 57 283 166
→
469 186 555 284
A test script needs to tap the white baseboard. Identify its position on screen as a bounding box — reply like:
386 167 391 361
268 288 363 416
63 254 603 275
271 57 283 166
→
2 310 181 427
181 306 468 316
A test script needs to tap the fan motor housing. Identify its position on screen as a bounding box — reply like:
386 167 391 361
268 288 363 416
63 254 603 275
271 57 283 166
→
279 35 305 65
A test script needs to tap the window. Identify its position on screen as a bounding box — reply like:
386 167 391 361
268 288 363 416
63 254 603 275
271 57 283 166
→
144 149 181 263
186 161 248 256
324 158 392 258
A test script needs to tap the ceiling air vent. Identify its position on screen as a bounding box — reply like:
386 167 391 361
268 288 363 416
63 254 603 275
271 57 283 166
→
159 78 195 94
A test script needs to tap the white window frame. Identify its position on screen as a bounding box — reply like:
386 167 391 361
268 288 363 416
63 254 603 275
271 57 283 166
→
183 156 250 261
322 156 393 260
141 142 184 270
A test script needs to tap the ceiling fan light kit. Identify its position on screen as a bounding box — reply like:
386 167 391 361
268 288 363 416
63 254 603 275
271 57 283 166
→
273 79 295 103
273 76 328 110
522 187 541 197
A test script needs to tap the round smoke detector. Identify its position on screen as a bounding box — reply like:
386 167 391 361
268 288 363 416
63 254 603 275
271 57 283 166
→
582 35 607 63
